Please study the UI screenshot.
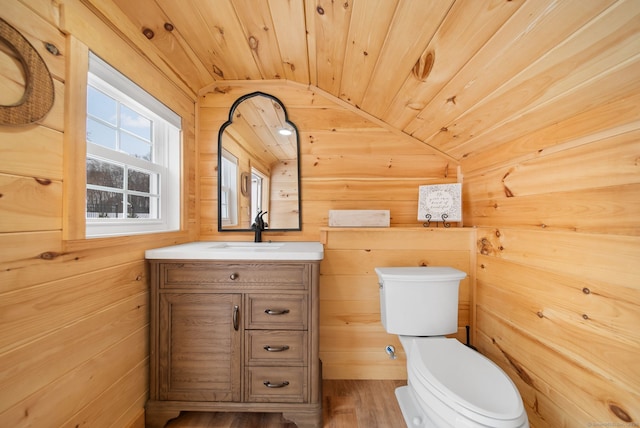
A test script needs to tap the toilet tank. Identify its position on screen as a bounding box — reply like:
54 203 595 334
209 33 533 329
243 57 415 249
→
375 267 467 336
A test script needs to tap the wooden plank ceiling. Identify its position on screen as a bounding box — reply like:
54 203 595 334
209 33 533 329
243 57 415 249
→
107 0 639 161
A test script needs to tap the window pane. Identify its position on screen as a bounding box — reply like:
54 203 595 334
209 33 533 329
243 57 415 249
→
87 158 123 188
87 118 117 149
86 52 181 237
120 131 151 160
128 169 152 192
87 86 117 125
121 104 151 141
220 189 229 219
128 194 156 219
86 189 123 218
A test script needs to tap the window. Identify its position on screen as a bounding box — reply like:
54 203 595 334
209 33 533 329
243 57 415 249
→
220 149 238 226
86 52 181 237
250 168 269 221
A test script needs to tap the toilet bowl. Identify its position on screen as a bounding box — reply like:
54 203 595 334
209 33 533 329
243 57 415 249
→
398 336 528 427
375 266 529 428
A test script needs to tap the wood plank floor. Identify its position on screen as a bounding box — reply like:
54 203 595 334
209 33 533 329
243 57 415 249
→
165 380 406 428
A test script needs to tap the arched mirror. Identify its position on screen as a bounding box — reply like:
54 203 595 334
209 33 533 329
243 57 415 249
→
218 92 301 232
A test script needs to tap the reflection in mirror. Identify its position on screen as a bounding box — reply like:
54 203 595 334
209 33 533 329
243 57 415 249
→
218 92 301 232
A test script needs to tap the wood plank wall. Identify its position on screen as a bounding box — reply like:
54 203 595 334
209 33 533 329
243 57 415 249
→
460 34 640 428
4 2 637 428
198 82 459 241
318 228 476 380
0 1 196 427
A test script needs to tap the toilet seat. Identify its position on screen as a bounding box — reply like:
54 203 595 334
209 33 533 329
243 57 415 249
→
402 336 528 427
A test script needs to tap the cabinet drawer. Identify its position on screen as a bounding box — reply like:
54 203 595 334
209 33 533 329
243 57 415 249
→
245 367 307 403
246 294 307 330
246 330 308 366
159 263 308 290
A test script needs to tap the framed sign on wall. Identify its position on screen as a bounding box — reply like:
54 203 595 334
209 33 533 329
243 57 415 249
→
417 183 462 227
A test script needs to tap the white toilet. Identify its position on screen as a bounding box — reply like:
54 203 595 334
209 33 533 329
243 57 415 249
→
375 266 529 428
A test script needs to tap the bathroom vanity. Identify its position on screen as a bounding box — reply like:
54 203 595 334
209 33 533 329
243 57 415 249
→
144 242 323 428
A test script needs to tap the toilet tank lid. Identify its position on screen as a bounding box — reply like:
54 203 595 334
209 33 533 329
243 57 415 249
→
375 267 467 282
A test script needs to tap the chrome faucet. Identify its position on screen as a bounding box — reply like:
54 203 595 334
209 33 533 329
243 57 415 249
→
251 210 268 242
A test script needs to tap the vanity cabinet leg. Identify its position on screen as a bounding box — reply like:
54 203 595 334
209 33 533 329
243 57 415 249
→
145 406 181 428
283 406 322 428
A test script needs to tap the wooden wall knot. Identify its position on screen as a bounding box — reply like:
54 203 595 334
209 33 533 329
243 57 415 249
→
479 237 492 255
142 28 154 39
212 64 224 78
412 50 434 82
502 169 515 198
608 403 632 422
248 36 259 50
406 102 424 111
44 42 60 56
496 342 534 387
34 177 52 185
39 251 61 260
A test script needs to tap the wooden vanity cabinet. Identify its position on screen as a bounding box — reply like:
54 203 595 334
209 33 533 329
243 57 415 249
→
146 260 322 428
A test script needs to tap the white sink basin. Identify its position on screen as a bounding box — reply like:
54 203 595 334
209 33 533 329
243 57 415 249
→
145 241 323 261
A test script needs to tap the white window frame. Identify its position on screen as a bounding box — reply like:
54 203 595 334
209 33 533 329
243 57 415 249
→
250 167 269 221
220 149 238 226
86 52 181 238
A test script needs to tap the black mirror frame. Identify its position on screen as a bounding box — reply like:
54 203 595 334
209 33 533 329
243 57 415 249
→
217 91 302 232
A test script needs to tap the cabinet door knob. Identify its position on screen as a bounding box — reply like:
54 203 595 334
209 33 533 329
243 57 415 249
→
229 273 238 280
264 308 290 315
263 380 289 388
263 345 290 352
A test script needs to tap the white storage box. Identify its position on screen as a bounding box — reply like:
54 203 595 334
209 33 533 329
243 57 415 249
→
328 210 390 227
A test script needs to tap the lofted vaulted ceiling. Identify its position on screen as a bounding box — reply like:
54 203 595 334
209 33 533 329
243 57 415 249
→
105 0 639 162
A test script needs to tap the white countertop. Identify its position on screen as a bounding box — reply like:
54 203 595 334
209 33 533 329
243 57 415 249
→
145 241 324 261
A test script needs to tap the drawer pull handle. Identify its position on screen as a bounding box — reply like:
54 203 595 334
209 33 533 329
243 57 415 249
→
264 308 290 315
233 305 239 331
229 273 238 280
263 345 290 352
263 380 289 388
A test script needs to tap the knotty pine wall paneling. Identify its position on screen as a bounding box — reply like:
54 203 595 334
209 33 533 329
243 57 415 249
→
198 82 459 241
0 1 197 427
318 228 476 380
461 49 640 428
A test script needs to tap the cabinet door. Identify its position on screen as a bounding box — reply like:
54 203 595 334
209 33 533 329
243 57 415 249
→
158 293 242 402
